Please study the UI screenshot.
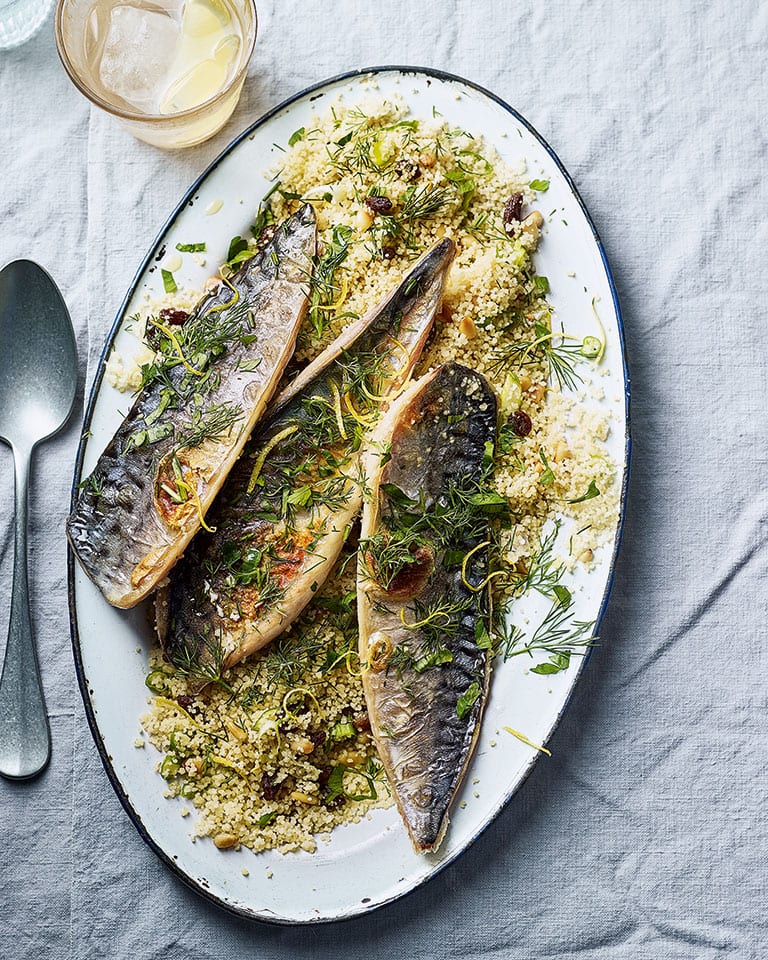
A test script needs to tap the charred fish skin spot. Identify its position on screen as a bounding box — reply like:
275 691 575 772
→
162 240 456 675
68 206 317 609
358 361 497 854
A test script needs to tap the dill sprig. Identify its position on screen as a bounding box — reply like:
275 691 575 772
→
508 521 565 600
360 524 428 590
258 621 329 693
168 629 234 694
389 595 474 677
361 474 507 592
493 589 597 675
400 183 453 221
369 184 453 255
176 401 244 449
308 224 353 338
328 110 419 182
489 320 585 392
335 345 395 403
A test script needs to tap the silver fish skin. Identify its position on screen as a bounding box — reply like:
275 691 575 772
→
68 205 316 608
357 361 497 853
158 239 455 673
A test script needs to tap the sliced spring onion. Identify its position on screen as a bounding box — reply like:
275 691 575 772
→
499 372 522 416
169 729 192 755
288 126 305 146
328 720 356 743
589 297 607 362
581 336 601 359
161 269 177 293
145 670 170 694
146 423 174 444
160 755 181 779
414 648 453 673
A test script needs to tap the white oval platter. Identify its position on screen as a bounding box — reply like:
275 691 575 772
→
69 66 630 924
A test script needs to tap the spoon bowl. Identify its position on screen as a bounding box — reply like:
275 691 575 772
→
0 260 78 779
0 261 77 447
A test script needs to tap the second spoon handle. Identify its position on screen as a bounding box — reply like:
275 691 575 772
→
0 442 51 780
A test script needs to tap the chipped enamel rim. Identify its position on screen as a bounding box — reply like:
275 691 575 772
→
68 66 630 925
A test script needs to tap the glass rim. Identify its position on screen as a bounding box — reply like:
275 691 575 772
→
54 0 258 124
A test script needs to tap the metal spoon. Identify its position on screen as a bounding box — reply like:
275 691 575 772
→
0 260 77 780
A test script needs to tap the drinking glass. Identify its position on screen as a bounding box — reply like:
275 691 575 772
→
54 0 257 149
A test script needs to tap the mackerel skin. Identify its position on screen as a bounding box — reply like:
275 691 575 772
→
68 205 316 608
357 362 497 853
159 239 455 671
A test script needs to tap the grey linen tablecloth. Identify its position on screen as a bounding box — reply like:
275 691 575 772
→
1 1 766 956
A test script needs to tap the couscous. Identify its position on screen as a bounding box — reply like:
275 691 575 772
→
132 94 618 855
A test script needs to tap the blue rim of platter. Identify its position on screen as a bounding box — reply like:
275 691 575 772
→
67 65 631 925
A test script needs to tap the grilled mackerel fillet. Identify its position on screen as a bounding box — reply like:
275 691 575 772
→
357 361 498 853
68 205 316 608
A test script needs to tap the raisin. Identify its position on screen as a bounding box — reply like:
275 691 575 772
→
365 195 393 215
510 409 532 437
159 308 190 326
395 160 421 182
503 193 524 226
145 326 162 350
309 730 327 748
352 713 371 733
318 765 334 788
261 772 280 801
381 245 397 260
176 694 199 716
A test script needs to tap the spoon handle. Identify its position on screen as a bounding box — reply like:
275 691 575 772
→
0 443 51 779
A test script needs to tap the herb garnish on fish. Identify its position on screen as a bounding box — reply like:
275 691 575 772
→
158 240 455 671
358 362 498 853
68 205 317 608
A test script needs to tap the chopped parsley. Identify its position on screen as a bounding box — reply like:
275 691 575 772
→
567 480 601 504
539 449 555 487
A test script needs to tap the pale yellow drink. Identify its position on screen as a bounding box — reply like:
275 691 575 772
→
55 0 257 148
